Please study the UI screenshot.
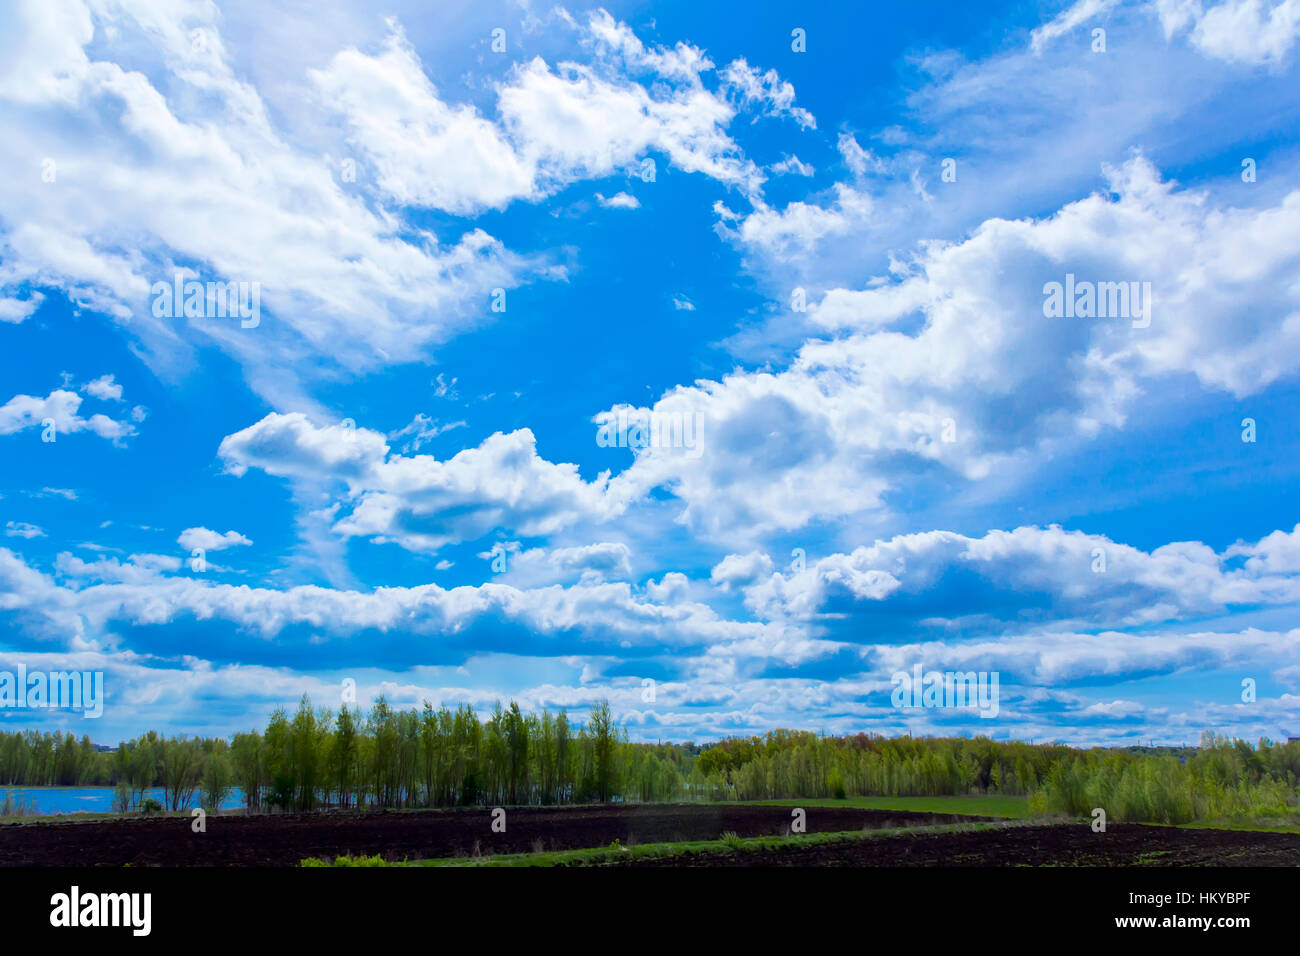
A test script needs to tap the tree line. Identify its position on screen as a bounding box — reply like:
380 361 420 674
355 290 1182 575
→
0 696 672 812
2 701 1298 824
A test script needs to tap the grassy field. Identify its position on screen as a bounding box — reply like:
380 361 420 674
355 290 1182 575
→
0 810 199 825
749 794 1033 819
1177 819 1300 835
750 794 1300 832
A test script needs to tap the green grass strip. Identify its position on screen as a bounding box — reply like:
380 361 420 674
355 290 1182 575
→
307 819 1025 868
747 794 1033 819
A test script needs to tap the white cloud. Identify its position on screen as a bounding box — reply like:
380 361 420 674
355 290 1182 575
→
581 9 716 82
0 546 777 657
719 59 816 129
710 551 775 589
4 521 45 539
728 524 1300 631
217 412 389 483
724 2 1300 311
1030 0 1121 54
388 413 466 454
81 374 123 402
862 626 1300 689
718 183 873 262
0 1 534 401
635 158 1300 539
837 133 887 178
32 487 76 500
311 13 769 218
177 528 253 552
0 291 43 323
55 550 184 586
597 191 641 209
501 541 634 586
1159 0 1300 65
1032 0 1300 67
308 24 536 214
0 0 94 104
0 533 1297 741
498 56 759 196
1225 523 1300 573
219 413 629 553
0 387 134 441
769 154 814 177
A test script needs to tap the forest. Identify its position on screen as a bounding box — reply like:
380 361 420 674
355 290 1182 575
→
2 695 1298 825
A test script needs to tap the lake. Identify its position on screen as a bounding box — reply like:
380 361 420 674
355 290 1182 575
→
1 786 245 815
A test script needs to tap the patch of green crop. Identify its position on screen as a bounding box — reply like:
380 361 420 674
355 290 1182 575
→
301 853 392 867
1176 818 1300 835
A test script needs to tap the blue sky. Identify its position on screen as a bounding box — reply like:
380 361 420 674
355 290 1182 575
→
2 0 1300 746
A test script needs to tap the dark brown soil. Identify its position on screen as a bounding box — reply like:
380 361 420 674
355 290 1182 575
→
609 822 1300 867
0 804 984 867
6 804 1295 867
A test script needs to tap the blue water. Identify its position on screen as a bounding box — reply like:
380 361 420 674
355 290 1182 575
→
0 786 245 814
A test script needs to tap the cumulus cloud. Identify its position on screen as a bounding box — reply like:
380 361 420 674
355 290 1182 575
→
0 0 534 402
500 541 635 587
81 374 123 402
621 158 1300 539
726 524 1300 636
0 291 43 323
219 413 628 554
717 183 872 262
1225 523 1300 574
308 24 536 214
0 546 779 664
2 1 1297 745
0 387 134 441
217 412 389 483
710 551 775 590
1157 0 1300 65
311 12 773 216
0 528 1297 742
177 528 253 552
597 191 641 209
